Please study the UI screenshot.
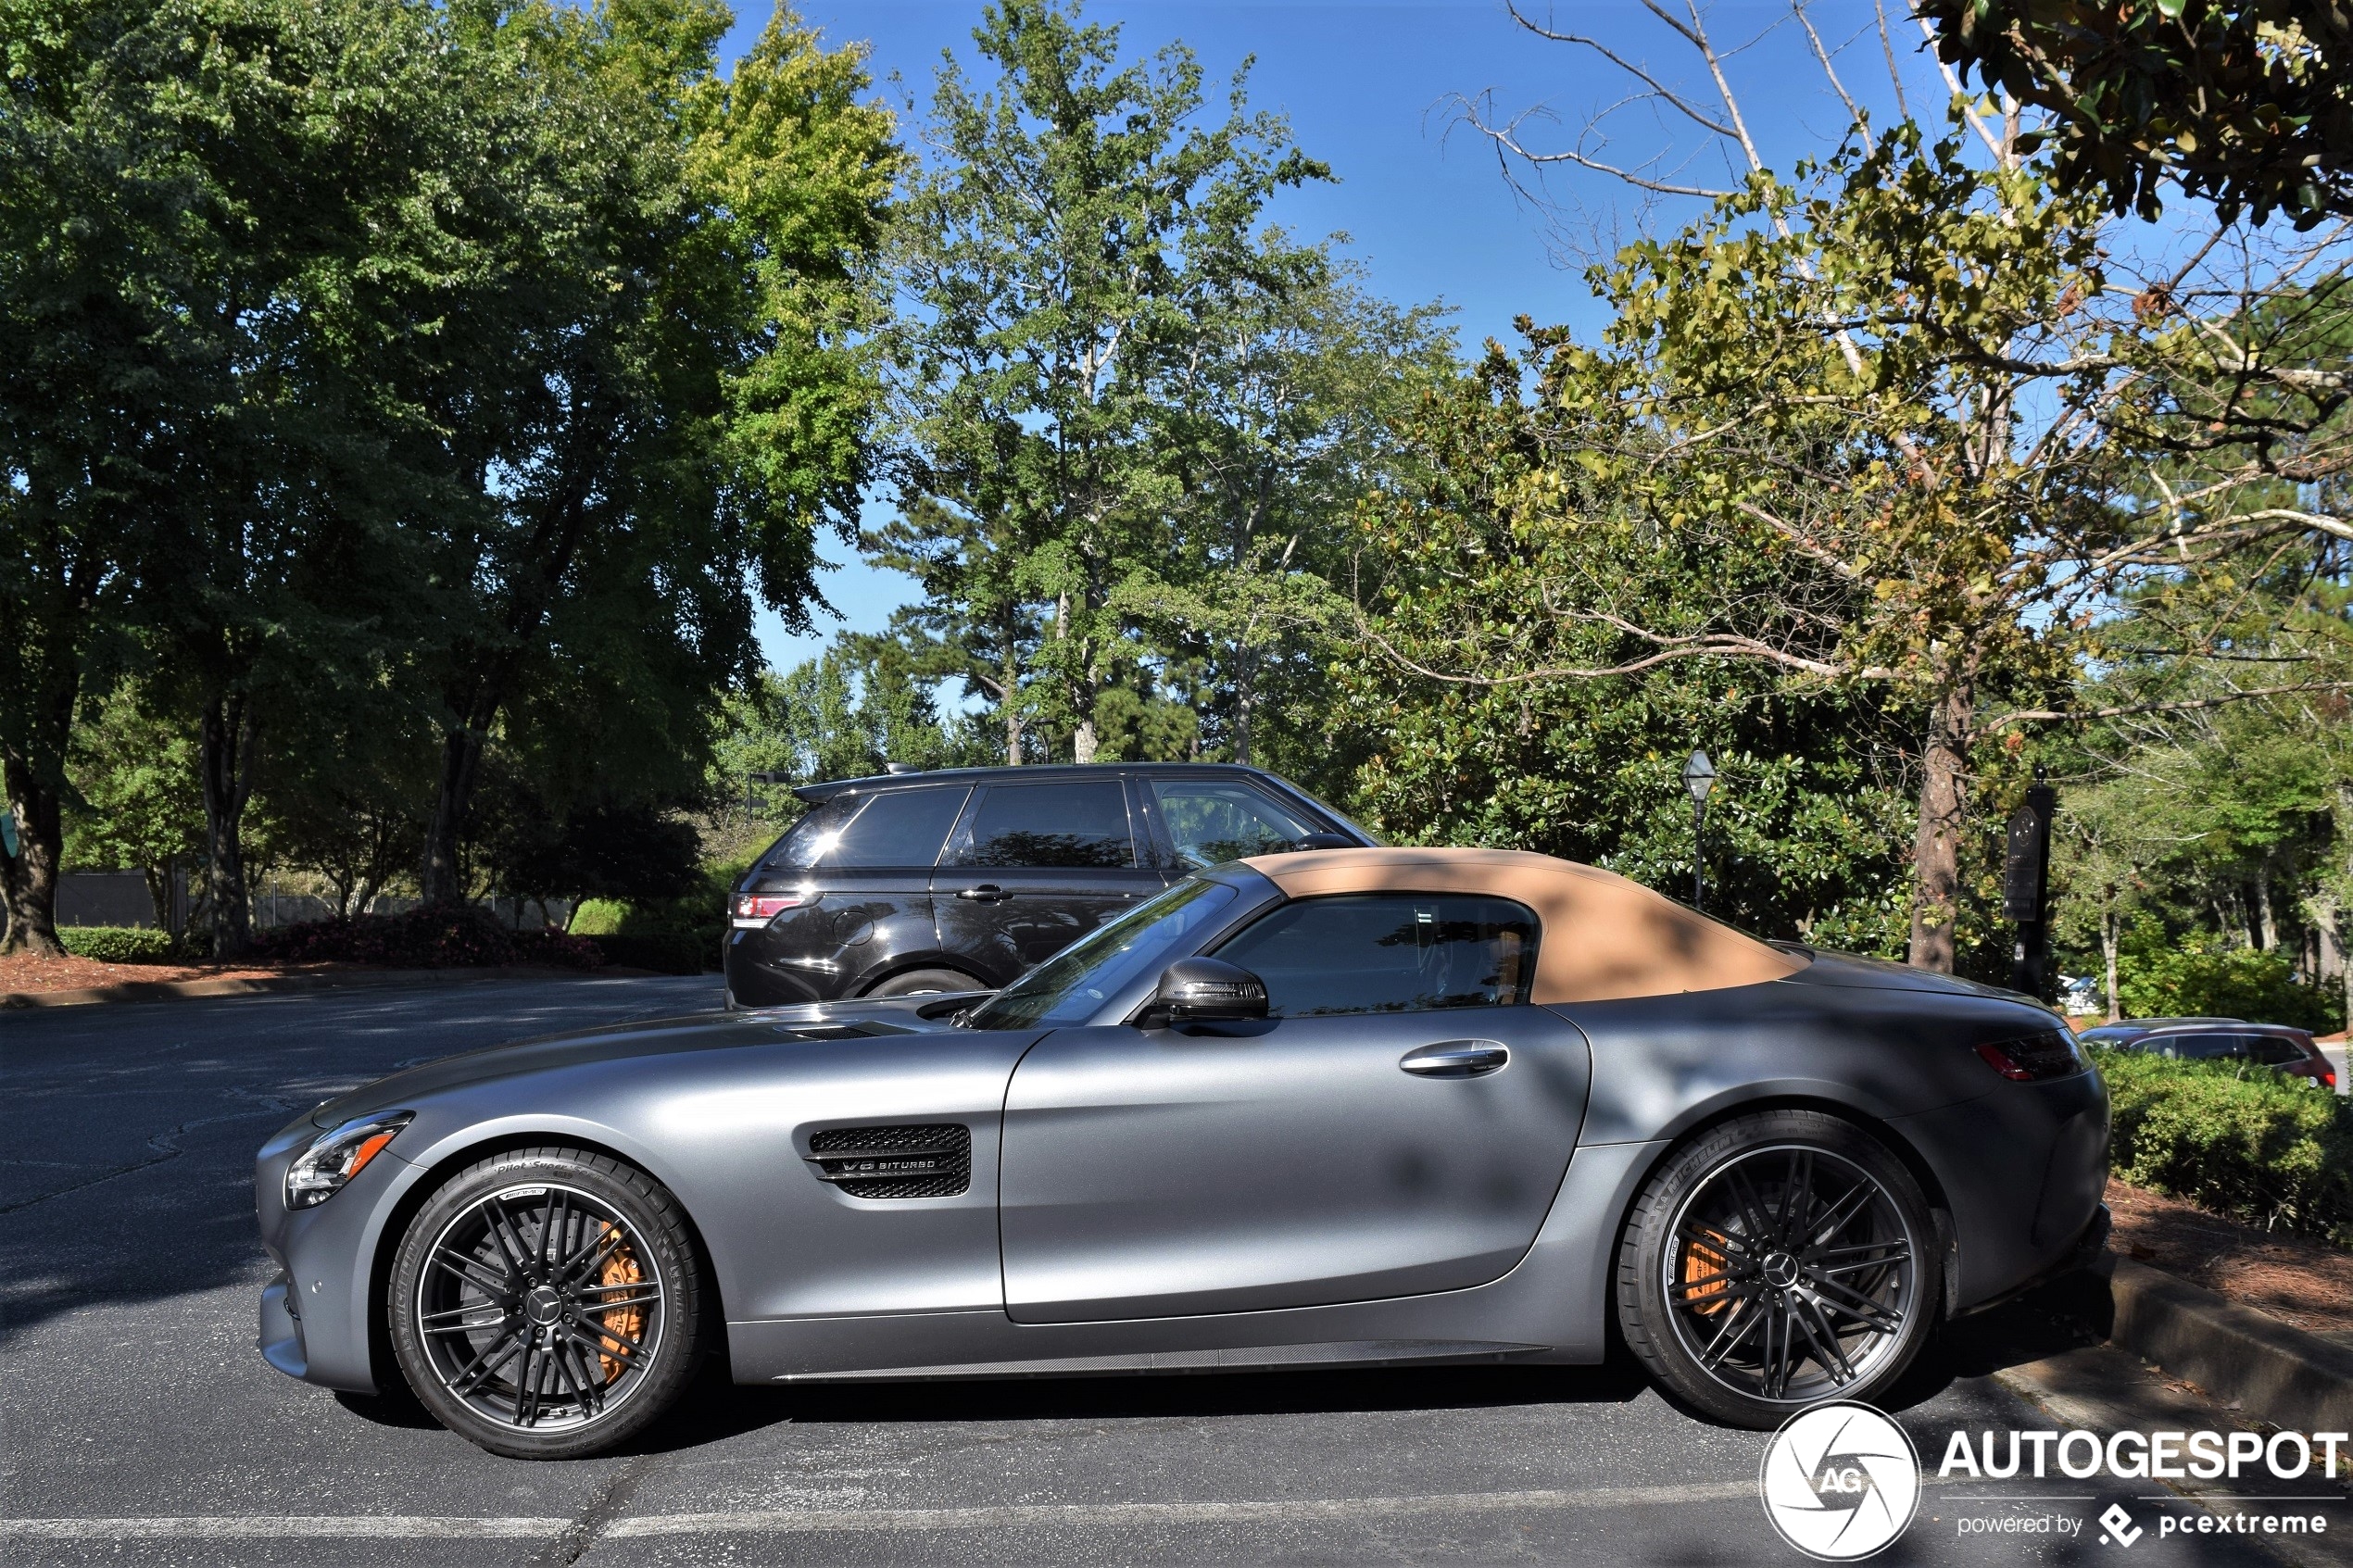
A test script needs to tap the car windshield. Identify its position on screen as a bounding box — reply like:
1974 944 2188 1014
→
963 877 1243 1030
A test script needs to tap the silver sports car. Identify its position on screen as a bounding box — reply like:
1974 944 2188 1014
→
255 847 2110 1459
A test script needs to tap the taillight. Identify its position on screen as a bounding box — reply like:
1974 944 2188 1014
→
1975 1029 2086 1083
732 892 807 929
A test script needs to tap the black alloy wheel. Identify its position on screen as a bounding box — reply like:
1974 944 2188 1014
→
389 1148 702 1459
1617 1109 1936 1428
865 968 986 997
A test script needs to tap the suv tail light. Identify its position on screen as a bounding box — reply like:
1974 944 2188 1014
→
732 893 808 929
1975 1029 2087 1082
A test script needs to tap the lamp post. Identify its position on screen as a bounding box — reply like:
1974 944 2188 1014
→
1681 749 1717 910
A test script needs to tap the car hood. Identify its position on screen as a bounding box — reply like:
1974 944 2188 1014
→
307 992 990 1128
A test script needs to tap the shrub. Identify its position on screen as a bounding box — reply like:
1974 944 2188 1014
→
508 929 609 971
59 926 185 964
581 933 709 975
245 906 597 971
2091 1046 2353 1247
567 898 629 936
2115 943 2344 1033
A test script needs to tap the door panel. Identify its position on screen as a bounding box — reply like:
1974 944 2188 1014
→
1000 1008 1591 1323
933 780 1164 977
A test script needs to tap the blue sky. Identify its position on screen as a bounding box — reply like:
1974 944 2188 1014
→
735 1 1940 669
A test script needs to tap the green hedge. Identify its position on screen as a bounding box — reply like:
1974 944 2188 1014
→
59 926 186 964
2092 1046 2353 1248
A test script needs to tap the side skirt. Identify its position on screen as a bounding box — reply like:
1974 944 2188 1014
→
772 1339 1553 1384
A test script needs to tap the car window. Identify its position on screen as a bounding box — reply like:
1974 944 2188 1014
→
2163 1033 2245 1060
964 878 1244 1030
1150 779 1322 868
761 797 853 869
950 781 1136 868
832 787 970 867
1213 893 1538 1017
761 788 968 869
2246 1035 2306 1066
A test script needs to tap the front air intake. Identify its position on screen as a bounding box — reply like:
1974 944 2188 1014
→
805 1123 971 1199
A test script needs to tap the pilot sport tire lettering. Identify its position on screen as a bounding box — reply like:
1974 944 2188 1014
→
388 1148 703 1460
863 967 985 997
1615 1109 1936 1428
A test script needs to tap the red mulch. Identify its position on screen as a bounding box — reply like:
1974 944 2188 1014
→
2106 1177 2353 1337
0 950 350 997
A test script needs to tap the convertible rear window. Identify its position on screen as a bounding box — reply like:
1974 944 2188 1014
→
1213 894 1538 1017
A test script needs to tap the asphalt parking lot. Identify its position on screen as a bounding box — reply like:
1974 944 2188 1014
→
0 978 2308 1566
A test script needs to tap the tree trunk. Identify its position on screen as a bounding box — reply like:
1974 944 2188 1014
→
999 621 1024 765
2255 864 2277 951
419 717 489 906
1906 684 1972 973
1233 644 1255 766
2101 900 2120 1023
0 755 68 958
197 695 262 960
142 864 173 933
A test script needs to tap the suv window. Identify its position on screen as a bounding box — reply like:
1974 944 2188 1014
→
1214 893 1538 1017
2162 1032 2247 1061
765 787 968 869
1151 778 1323 868
2246 1034 2307 1066
950 781 1136 869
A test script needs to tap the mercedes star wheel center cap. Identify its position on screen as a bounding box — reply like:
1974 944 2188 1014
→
1762 1251 1801 1289
524 1286 562 1326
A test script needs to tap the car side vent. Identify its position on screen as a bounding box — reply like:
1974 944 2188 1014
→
805 1123 971 1199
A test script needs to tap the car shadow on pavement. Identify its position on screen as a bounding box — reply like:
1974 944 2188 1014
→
1876 1273 2108 1417
616 1350 1655 1454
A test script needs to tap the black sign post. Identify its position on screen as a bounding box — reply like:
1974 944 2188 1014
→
2003 766 2057 997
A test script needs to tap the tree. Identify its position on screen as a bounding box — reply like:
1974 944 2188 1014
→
1915 0 2353 226
61 684 204 930
1413 4 2353 972
1342 344 1921 949
877 0 1330 764
1116 239 1454 782
409 1 899 906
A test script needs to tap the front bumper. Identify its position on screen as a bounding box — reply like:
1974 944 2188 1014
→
258 1273 306 1378
254 1115 420 1396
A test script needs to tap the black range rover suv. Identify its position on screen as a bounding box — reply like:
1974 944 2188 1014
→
724 763 1378 1008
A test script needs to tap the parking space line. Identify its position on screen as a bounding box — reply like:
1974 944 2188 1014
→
5 1482 1763 1541
607 1480 1767 1535
4 1517 571 1539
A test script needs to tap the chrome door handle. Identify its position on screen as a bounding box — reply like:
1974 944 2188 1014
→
955 884 1013 903
1400 1040 1510 1078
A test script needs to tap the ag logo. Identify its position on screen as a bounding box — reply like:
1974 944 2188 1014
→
1757 1401 1922 1561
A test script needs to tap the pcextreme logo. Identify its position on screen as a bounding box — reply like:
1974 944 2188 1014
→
1758 1401 1923 1562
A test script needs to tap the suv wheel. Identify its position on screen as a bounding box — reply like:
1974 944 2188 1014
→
865 968 984 997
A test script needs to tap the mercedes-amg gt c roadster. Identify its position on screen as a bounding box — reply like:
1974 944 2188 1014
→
256 847 2109 1458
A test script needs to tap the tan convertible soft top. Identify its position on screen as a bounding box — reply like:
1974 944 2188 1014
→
1238 847 1806 1004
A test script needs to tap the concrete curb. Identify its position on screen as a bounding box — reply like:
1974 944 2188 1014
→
2 964 684 1010
2071 1253 2353 1434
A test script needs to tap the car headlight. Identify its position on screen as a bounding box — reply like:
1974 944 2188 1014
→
284 1112 413 1210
